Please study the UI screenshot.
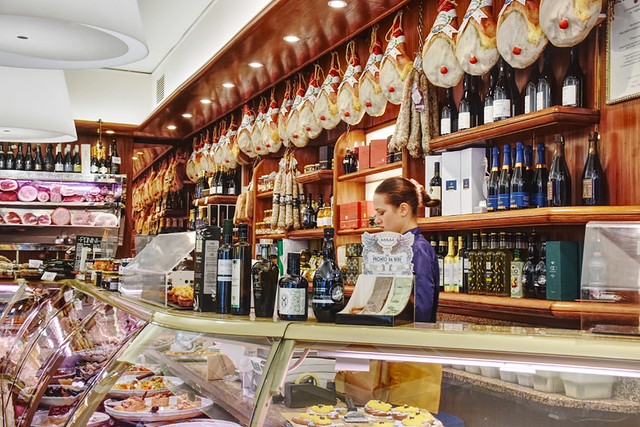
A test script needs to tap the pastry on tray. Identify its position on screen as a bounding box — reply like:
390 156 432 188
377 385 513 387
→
372 422 394 427
364 399 393 417
291 412 317 426
391 404 420 420
307 404 339 419
307 415 337 427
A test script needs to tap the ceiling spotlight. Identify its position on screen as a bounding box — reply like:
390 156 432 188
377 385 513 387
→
182 113 193 118
167 125 177 130
131 156 138 160
222 82 235 88
105 130 115 134
283 35 300 43
136 151 143 155
248 62 263 68
328 1 347 8
200 98 212 104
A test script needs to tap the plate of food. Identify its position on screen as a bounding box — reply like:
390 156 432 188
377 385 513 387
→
109 375 183 398
125 364 159 377
32 410 110 427
20 384 85 407
104 395 213 422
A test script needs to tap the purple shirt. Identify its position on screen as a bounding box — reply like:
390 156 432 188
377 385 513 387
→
405 227 439 323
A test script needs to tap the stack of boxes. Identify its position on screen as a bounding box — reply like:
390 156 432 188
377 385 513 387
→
345 243 363 287
339 200 375 230
353 138 401 172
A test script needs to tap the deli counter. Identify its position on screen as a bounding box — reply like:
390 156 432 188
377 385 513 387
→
1 280 639 427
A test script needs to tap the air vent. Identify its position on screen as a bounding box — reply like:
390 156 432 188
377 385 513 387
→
155 74 165 105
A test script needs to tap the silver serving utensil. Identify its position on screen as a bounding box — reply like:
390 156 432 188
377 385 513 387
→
344 397 369 423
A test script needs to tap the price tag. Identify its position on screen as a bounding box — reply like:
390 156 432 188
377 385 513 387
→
74 299 83 311
412 82 426 112
64 290 74 303
29 259 43 268
112 156 121 165
41 271 57 282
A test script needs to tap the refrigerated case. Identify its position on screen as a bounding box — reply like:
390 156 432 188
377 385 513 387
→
1 281 639 427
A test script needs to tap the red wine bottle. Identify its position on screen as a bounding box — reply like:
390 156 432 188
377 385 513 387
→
547 134 571 207
562 46 584 107
582 131 606 206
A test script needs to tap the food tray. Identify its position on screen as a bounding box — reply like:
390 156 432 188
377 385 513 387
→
32 410 110 427
104 397 213 422
108 376 183 398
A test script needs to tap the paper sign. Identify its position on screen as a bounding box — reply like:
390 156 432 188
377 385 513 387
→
41 271 57 282
29 259 43 268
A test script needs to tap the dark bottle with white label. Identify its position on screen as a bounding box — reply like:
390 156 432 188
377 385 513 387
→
493 58 512 121
15 143 24 170
5 144 15 170
231 223 251 315
194 225 221 312
582 131 606 206
110 140 121 174
216 219 234 314
54 143 64 172
524 59 539 114
510 142 529 209
536 48 556 111
24 143 33 171
534 237 547 299
562 46 583 107
497 144 512 210
548 134 571 207
278 252 308 321
34 145 44 171
440 87 458 135
72 145 81 173
63 144 73 172
0 143 5 169
484 66 498 124
44 143 55 172
429 162 442 216
312 227 345 322
487 147 500 212
458 73 479 131
252 244 279 318
522 234 538 299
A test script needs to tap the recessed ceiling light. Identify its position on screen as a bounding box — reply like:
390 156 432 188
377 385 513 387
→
222 82 235 88
200 98 212 104
248 62 263 68
328 1 347 8
105 130 115 134
136 151 144 155
182 113 193 118
131 156 138 160
283 35 300 43
167 125 177 130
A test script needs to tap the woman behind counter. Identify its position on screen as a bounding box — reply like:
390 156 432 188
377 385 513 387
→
373 177 440 323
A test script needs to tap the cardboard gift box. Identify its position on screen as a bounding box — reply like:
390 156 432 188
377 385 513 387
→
356 145 370 171
369 139 388 168
339 202 359 230
357 201 374 228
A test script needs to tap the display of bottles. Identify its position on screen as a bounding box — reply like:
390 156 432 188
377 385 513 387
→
5 144 15 170
72 145 81 173
534 237 547 299
536 48 556 111
216 219 234 314
90 146 99 174
437 235 446 292
582 131 606 206
14 143 24 170
62 144 73 172
429 162 442 216
440 87 458 135
493 58 512 121
34 145 43 171
491 232 512 297
483 233 495 295
524 59 539 114
468 233 481 294
531 143 549 207
343 149 356 174
510 233 525 298
44 143 55 172
278 252 308 321
443 236 457 292
312 227 345 322
231 223 252 315
0 143 5 169
110 140 121 174
497 144 511 211
522 234 538 299
194 225 221 312
510 142 529 209
24 143 33 171
302 193 316 229
484 66 498 125
458 73 479 131
507 63 521 117
548 134 572 206
562 46 583 107
252 244 279 318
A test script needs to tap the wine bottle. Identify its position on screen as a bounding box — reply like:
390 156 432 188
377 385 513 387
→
24 143 33 171
194 225 221 312
507 63 521 117
458 73 479 131
252 244 279 318
63 144 73 172
477 233 490 295
487 147 500 212
582 131 606 206
231 223 251 315
522 234 538 298
531 143 549 208
524 144 534 199
218 167 226 195
484 66 498 124
302 193 315 229
562 46 584 107
110 140 121 174
54 143 64 172
548 134 572 207
536 48 556 111
227 168 238 195
44 143 55 172
278 252 309 321
437 235 447 292
459 234 470 294
15 143 24 170
493 232 512 297
510 233 525 298
72 145 81 173
0 142 5 169
429 162 442 216
471 75 484 125
510 142 529 209
534 237 547 299
316 194 324 228
497 144 512 211
524 59 540 114
216 219 234 314
34 145 44 171
343 149 354 174
443 236 457 292
493 58 512 121
312 227 345 322
5 144 15 170
90 146 99 174
467 233 480 294
440 87 458 135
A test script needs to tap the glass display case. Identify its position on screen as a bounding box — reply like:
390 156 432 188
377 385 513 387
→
0 281 639 427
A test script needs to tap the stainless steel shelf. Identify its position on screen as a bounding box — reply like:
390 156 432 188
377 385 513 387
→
0 201 119 208
0 170 126 184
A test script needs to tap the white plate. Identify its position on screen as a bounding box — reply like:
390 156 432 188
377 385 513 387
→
108 375 184 398
32 411 110 427
104 397 213 422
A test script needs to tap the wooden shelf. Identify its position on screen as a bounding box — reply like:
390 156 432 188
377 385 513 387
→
258 233 285 240
337 226 382 236
286 228 325 240
296 169 334 184
193 195 238 206
430 106 600 152
256 190 274 199
417 206 640 232
337 162 402 182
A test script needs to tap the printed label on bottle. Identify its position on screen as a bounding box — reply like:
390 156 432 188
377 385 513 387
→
204 241 219 295
547 180 554 203
231 260 241 308
458 112 471 130
454 261 462 290
497 193 510 210
429 186 441 201
440 117 451 135
112 156 121 165
510 192 530 209
524 95 531 114
562 85 577 106
493 99 511 119
536 92 544 111
279 287 306 315
55 163 64 172
484 105 493 124
218 259 232 281
444 263 455 291
90 164 99 173
487 194 498 211
532 193 547 208
582 178 594 199
510 262 523 297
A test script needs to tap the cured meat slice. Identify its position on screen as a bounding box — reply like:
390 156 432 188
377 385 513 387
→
314 52 342 130
262 90 281 153
497 0 548 69
71 211 96 226
286 76 309 148
277 81 294 147
539 0 601 47
38 214 51 225
37 191 50 202
21 212 37 225
93 212 119 227
380 12 414 104
299 66 323 140
337 41 365 125
5 212 21 224
17 185 37 202
252 97 269 155
60 186 76 197
237 104 256 157
359 25 387 117
0 191 17 202
456 0 499 76
64 195 85 203
0 179 18 192
423 0 465 88
51 207 71 225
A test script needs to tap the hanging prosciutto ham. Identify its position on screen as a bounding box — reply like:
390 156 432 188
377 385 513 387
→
314 52 342 130
539 0 602 48
185 136 199 182
277 81 294 148
213 122 228 168
456 0 499 76
237 104 256 157
497 0 548 69
299 66 323 140
286 76 309 147
423 0 465 88
252 98 269 155
337 41 365 126
359 25 387 117
380 12 414 104
223 118 239 169
263 90 281 153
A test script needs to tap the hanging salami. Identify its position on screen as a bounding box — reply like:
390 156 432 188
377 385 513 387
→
539 0 602 48
380 12 415 104
456 0 499 76
496 0 548 69
359 25 387 117
299 65 324 140
314 52 342 130
337 41 365 126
